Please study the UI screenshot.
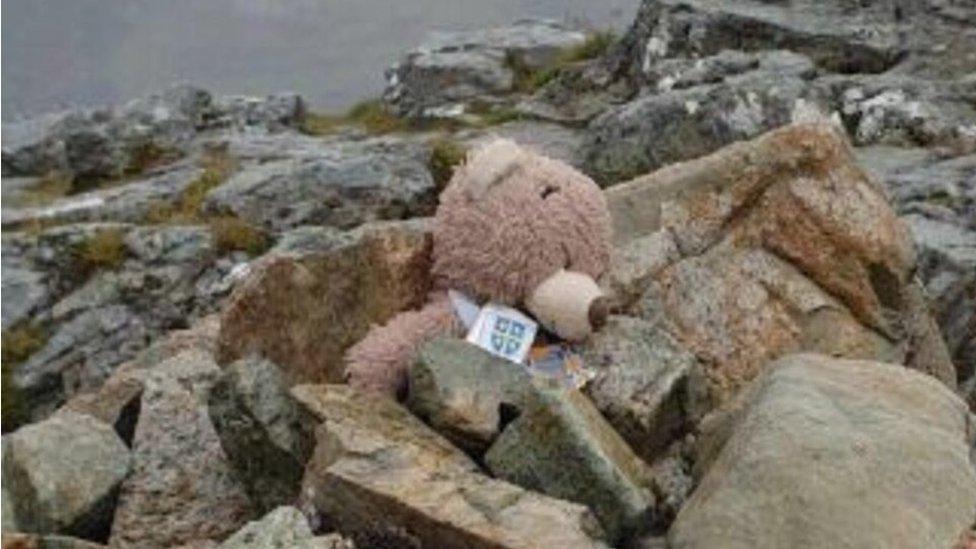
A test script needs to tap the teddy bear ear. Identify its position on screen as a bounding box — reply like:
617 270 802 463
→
463 138 525 200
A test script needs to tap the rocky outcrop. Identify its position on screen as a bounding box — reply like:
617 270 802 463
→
606 123 955 403
1 85 304 181
383 20 586 119
1 411 130 541
204 137 437 231
669 353 976 549
293 384 609 548
216 219 432 384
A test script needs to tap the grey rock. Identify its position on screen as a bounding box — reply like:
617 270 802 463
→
581 316 706 463
617 0 902 85
2 164 202 229
1 247 48 329
408 338 534 455
384 19 586 119
208 355 314 514
217 506 353 549
210 93 306 133
293 384 609 549
1 410 130 540
484 383 657 544
110 350 254 548
669 353 976 549
458 120 586 169
123 224 214 265
582 51 824 184
204 137 436 231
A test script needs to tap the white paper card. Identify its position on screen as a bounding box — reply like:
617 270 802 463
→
465 303 538 364
448 289 481 331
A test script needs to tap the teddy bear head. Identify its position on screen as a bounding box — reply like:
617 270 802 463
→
431 139 613 341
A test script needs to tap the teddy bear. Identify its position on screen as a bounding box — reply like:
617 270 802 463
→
345 139 613 398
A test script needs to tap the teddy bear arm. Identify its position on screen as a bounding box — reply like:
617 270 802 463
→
344 293 462 398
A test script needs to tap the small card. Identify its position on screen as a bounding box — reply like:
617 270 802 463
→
465 303 538 364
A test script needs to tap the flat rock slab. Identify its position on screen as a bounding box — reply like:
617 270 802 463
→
292 384 609 549
669 353 976 549
1 411 130 541
217 506 352 549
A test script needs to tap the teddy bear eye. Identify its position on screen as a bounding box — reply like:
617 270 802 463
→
540 185 559 199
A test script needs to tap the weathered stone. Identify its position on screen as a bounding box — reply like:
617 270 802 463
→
484 383 657 544
293 384 608 548
208 355 314 514
1 411 130 541
217 219 433 384
669 354 976 549
204 138 437 232
407 338 533 455
617 0 904 84
384 20 587 119
110 350 253 549
581 316 706 463
582 50 823 184
216 506 353 549
605 123 955 403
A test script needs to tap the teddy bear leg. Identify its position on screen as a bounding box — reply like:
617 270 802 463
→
344 293 461 399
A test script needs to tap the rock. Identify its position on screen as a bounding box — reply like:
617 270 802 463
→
292 384 608 548
210 93 306 133
204 137 437 232
217 506 352 549
383 19 587 119
484 384 657 544
208 355 314 514
580 316 707 463
582 50 823 184
407 338 533 455
669 354 976 549
217 219 433 384
1 249 48 329
110 350 253 548
605 123 955 403
458 121 586 170
1 411 130 540
1 164 203 229
0 533 107 549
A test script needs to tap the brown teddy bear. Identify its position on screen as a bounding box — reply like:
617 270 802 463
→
345 139 613 397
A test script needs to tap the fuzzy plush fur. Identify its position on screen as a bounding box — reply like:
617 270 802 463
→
344 139 612 397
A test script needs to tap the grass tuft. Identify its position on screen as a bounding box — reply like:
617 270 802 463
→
428 138 468 189
2 323 48 432
75 228 127 274
147 148 236 224
506 30 617 94
209 216 270 257
302 99 406 136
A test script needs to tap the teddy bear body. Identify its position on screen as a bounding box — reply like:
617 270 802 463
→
345 140 612 397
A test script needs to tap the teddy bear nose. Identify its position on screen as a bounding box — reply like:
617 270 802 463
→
588 296 610 331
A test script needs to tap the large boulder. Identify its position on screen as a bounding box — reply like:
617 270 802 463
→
216 219 433 384
109 350 253 548
669 353 976 549
606 123 955 404
293 384 609 548
1 411 130 541
383 20 587 119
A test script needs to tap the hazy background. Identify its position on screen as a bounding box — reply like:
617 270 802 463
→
2 0 638 121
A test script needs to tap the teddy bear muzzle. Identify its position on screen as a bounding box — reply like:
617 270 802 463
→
525 269 609 342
